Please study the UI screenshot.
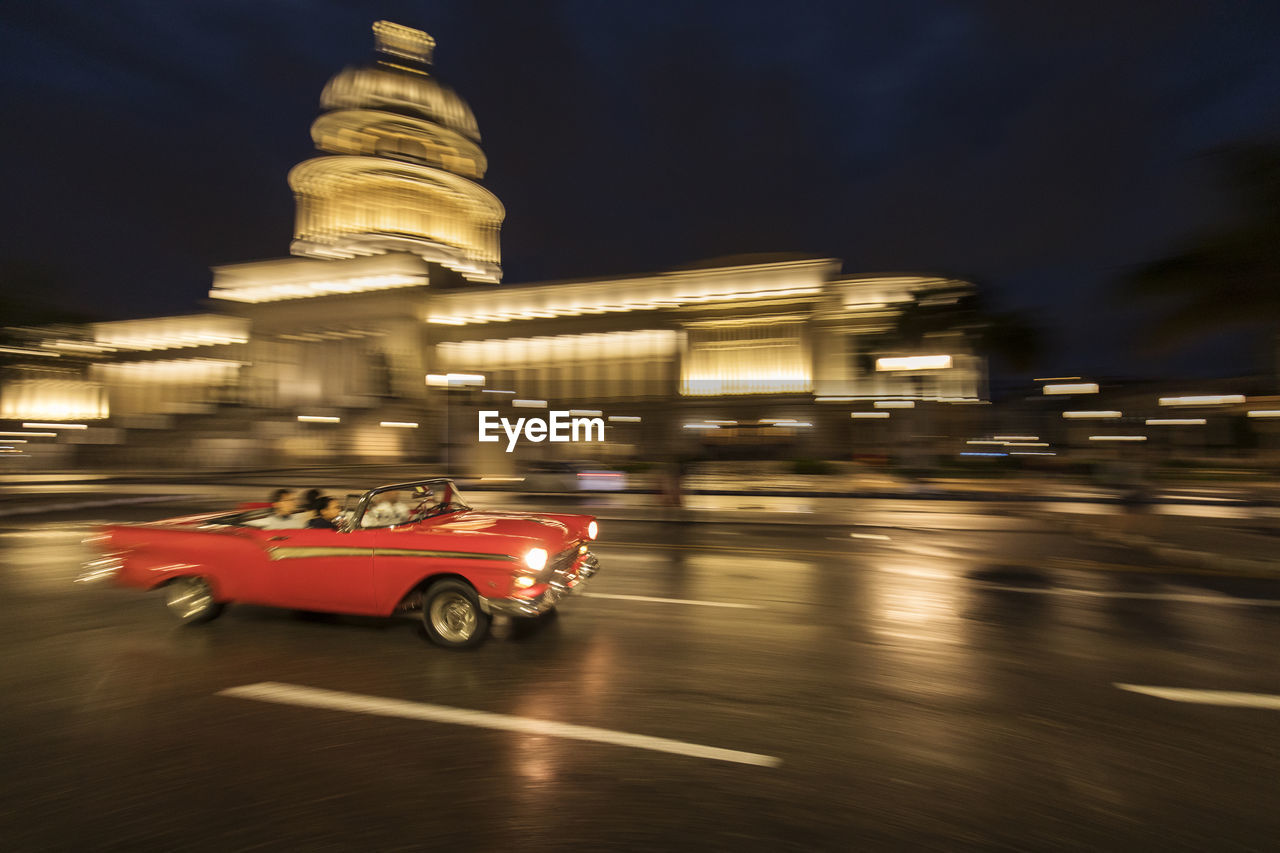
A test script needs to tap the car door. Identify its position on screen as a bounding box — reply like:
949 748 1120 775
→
256 526 378 614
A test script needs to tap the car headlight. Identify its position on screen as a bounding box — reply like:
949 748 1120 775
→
586 521 598 540
513 575 536 589
524 548 548 572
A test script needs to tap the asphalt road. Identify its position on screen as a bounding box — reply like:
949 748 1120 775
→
2 497 1278 851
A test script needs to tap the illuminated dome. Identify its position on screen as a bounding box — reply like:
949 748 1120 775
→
320 66 480 142
289 21 504 283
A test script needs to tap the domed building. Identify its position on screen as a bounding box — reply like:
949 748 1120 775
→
288 21 504 282
2 21 987 471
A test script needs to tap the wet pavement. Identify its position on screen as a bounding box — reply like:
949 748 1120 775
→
1 498 1278 850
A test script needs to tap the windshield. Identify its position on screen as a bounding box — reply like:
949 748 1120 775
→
355 480 470 528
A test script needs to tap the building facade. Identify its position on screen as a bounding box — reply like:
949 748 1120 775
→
0 22 986 470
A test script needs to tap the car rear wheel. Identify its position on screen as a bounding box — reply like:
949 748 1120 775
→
164 576 224 625
423 580 489 649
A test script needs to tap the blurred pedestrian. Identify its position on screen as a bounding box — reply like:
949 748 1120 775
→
661 460 684 509
1110 456 1150 541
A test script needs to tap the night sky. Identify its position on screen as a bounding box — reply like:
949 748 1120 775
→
3 1 1279 378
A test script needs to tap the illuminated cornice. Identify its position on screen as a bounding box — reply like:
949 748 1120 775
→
440 330 679 366
428 258 836 326
209 253 430 304
682 313 810 329
828 275 967 315
212 273 424 303
293 234 501 284
91 358 243 384
92 314 249 351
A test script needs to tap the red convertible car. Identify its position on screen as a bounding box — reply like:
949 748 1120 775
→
79 478 600 648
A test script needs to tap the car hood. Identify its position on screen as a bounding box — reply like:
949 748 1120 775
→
430 510 571 539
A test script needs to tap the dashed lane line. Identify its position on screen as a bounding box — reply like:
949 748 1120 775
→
580 592 761 609
1115 684 1280 710
975 583 1280 607
218 682 781 767
1044 556 1280 579
600 541 891 559
601 541 1279 578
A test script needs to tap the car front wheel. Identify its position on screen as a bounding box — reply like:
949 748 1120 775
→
423 580 489 649
164 576 224 625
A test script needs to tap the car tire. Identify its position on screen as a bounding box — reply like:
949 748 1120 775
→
423 580 490 649
164 576 224 625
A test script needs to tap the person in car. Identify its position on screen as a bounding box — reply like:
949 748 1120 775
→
361 490 413 527
299 488 324 523
307 496 343 530
246 488 307 529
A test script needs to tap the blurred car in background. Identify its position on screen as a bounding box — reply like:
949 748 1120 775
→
521 460 628 493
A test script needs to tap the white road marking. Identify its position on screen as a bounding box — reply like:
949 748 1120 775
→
1115 684 1280 710
218 682 780 767
975 583 1280 607
581 592 761 609
849 533 891 541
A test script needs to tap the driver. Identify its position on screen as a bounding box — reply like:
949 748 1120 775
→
361 490 413 527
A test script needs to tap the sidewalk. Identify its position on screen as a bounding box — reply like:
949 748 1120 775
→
3 464 1277 505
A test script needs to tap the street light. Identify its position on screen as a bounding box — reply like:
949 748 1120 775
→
1159 394 1244 406
876 355 952 371
1043 383 1099 395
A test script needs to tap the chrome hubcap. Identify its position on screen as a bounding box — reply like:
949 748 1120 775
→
429 592 478 642
166 577 213 621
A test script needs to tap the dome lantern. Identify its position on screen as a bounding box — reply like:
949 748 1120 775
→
373 20 435 66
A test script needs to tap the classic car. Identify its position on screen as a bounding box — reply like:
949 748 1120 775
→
79 478 600 648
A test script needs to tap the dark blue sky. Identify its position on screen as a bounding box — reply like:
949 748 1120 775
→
2 1 1279 377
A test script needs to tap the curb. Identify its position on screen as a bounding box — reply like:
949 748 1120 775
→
0 495 199 519
8 492 1279 575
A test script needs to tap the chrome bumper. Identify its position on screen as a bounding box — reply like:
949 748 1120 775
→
481 552 600 618
76 554 123 584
